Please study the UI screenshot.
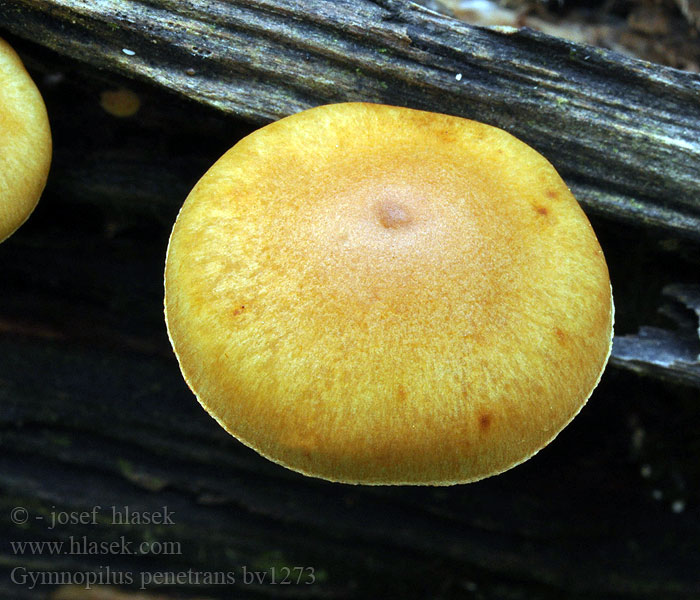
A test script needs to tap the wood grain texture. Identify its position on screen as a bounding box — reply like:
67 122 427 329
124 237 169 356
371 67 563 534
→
612 284 700 387
1 0 699 240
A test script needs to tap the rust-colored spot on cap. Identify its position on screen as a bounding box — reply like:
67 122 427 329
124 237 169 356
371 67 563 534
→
478 412 492 431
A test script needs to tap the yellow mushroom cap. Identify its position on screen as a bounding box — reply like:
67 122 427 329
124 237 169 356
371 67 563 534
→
0 38 52 243
165 102 614 485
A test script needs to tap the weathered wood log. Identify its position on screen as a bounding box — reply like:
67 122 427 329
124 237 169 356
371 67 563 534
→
1 0 700 241
612 285 700 388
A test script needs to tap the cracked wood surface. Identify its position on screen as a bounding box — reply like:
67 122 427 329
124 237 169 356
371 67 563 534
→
1 0 699 240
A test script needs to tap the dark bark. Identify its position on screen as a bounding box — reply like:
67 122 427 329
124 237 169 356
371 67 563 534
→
1 0 700 241
611 285 700 388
